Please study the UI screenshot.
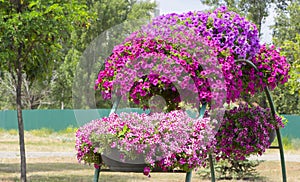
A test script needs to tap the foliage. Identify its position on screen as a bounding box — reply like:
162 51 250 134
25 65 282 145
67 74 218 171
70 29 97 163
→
0 1 89 181
0 0 89 81
197 159 262 180
0 71 53 110
54 0 157 109
272 1 300 46
199 0 290 35
271 1 300 114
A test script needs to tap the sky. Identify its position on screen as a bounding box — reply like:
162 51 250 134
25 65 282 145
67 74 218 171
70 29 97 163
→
155 0 275 44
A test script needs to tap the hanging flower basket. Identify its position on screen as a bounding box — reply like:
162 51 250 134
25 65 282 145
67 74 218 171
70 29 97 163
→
213 103 285 161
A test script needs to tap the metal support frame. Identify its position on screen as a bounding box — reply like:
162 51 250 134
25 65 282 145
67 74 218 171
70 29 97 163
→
94 59 287 182
93 168 100 182
185 102 208 182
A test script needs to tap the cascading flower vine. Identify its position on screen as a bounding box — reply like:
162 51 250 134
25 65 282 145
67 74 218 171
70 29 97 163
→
241 44 290 94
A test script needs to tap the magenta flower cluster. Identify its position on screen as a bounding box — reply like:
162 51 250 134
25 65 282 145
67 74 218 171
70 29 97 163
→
75 104 285 176
95 6 290 107
243 44 290 93
96 35 227 110
214 103 285 161
75 110 216 176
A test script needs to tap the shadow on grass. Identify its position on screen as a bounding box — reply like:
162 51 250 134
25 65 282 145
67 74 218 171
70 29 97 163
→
0 163 93 173
6 174 148 182
1 163 149 182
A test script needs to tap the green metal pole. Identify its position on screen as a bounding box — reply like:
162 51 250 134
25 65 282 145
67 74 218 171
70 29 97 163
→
185 171 192 182
93 168 100 182
198 102 216 182
275 128 287 182
264 87 287 182
93 96 120 182
109 96 121 114
209 154 216 182
235 59 287 182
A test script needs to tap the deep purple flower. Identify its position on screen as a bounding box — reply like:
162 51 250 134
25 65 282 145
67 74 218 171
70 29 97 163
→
143 166 151 177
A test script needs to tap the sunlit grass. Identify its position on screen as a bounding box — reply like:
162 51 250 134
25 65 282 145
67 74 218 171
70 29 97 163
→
30 128 54 137
271 136 300 151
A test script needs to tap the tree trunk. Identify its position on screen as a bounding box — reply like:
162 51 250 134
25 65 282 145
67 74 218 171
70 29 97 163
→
14 0 27 180
16 54 27 182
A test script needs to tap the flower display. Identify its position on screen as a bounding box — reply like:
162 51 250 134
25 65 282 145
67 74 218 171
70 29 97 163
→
214 103 285 161
147 6 260 60
243 44 290 94
95 35 227 110
76 110 216 176
76 6 290 179
95 6 289 105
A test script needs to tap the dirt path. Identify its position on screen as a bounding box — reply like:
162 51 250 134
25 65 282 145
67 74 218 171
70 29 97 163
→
1 151 300 162
0 151 75 158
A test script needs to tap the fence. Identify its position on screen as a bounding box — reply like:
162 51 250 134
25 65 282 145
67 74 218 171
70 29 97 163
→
0 109 299 138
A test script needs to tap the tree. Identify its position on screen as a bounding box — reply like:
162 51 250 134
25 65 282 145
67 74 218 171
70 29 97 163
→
52 0 157 109
271 1 300 114
199 0 290 35
0 71 53 110
0 1 88 181
272 0 300 46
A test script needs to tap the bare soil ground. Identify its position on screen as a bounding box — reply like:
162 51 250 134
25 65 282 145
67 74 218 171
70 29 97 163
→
1 130 300 182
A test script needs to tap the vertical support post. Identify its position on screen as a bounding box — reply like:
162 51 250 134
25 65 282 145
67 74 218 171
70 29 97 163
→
110 96 122 114
276 128 287 182
264 87 287 182
185 171 192 182
93 167 100 182
209 154 215 182
235 59 287 182
94 96 121 182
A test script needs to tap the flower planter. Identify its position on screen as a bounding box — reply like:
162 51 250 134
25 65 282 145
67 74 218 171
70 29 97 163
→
101 154 147 172
101 154 165 172
269 129 276 144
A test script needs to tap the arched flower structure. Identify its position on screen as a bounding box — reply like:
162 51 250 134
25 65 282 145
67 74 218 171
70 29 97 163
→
76 6 290 177
95 6 289 105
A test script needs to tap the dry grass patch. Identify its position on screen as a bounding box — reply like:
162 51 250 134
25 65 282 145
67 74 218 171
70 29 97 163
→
1 129 300 181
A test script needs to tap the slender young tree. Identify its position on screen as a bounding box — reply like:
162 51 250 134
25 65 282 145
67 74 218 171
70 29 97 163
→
0 1 88 181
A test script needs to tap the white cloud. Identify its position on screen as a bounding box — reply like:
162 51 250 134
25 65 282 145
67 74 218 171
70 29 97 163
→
156 0 210 15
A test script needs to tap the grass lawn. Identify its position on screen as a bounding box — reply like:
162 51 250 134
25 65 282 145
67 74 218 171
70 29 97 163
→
0 129 300 182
